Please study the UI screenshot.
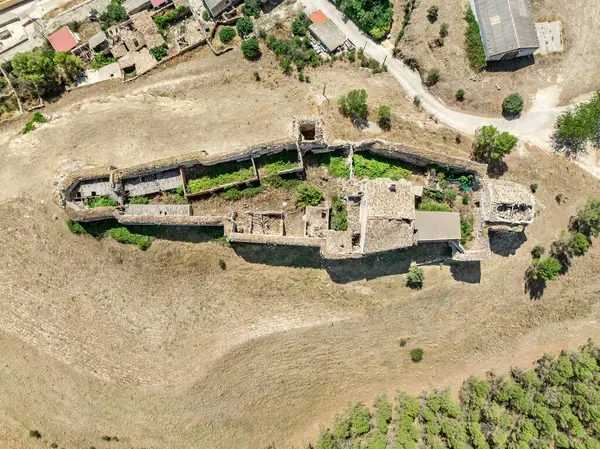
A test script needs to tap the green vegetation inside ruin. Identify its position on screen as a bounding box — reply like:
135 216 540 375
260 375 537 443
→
186 161 255 193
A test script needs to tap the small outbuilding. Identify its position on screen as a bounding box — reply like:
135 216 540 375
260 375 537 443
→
473 0 539 61
124 0 152 15
204 0 240 18
308 9 347 54
88 31 109 51
48 26 78 52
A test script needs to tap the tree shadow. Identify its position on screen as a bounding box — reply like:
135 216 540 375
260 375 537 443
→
486 160 508 178
485 56 535 73
489 230 527 256
524 268 546 300
450 261 481 284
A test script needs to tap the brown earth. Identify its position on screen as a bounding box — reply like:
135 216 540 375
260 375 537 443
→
395 0 600 116
0 40 599 449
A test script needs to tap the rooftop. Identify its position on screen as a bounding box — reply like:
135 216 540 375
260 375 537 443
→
365 178 415 221
483 179 535 224
473 0 539 58
88 31 107 50
308 10 327 24
414 211 461 242
362 218 415 254
309 19 346 53
48 26 78 52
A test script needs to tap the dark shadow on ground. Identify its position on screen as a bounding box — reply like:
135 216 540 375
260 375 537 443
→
450 261 481 284
489 230 527 256
486 160 509 178
486 56 535 73
233 242 453 283
524 268 546 300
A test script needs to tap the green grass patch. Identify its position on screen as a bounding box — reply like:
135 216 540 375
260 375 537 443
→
22 112 48 134
67 219 86 234
353 153 411 180
262 152 299 176
219 185 262 200
330 194 348 231
296 185 324 207
153 5 190 32
419 201 451 212
464 7 487 72
187 162 255 193
87 195 119 208
329 156 351 178
91 52 116 70
263 175 300 190
107 227 152 250
128 195 150 204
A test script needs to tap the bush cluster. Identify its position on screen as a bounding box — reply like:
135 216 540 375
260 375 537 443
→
150 45 168 61
241 37 260 60
472 125 518 162
313 342 600 449
107 227 152 250
265 35 318 71
353 153 411 180
236 16 254 38
339 0 393 39
464 7 487 72
339 89 368 120
296 185 324 207
503 93 524 116
22 112 48 134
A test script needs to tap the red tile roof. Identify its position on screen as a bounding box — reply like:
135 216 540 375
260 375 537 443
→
309 9 327 24
150 0 166 7
48 26 78 52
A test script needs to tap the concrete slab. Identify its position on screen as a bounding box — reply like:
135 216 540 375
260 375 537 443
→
535 21 563 55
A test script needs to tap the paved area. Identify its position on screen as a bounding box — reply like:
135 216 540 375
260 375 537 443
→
535 21 563 55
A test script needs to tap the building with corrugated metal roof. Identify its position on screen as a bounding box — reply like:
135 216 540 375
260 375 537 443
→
473 0 539 61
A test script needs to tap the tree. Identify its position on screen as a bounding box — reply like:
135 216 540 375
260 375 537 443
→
377 105 392 130
100 0 128 27
426 68 440 85
472 125 518 162
241 37 260 60
236 16 254 38
553 92 600 154
149 45 168 61
219 26 236 44
291 14 310 36
411 348 424 362
569 232 589 256
338 89 368 120
11 51 59 96
439 22 449 37
427 5 439 22
338 0 393 39
571 199 600 237
243 0 261 18
456 89 465 101
52 51 83 82
530 257 562 281
406 265 424 289
503 93 524 116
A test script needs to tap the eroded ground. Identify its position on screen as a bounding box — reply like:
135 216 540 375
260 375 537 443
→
0 40 600 449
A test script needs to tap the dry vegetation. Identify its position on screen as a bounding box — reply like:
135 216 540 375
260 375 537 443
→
0 34 599 449
395 0 600 115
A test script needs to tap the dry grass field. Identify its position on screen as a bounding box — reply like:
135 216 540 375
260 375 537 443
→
395 0 600 116
0 41 599 449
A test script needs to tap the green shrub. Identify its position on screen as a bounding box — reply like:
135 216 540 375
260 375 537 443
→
280 58 292 74
473 125 518 162
236 16 254 37
219 185 262 200
456 89 465 101
411 348 424 362
569 232 589 256
296 185 324 207
153 5 190 31
67 219 86 234
440 22 449 37
530 256 562 281
553 92 600 154
87 195 119 208
253 71 260 81
107 227 152 250
330 194 348 231
218 258 226 269
150 45 168 61
377 105 392 130
353 154 411 180
265 35 318 70
91 52 116 69
219 26 236 43
531 245 545 259
291 13 310 36
531 183 538 193
339 0 393 39
22 112 48 134
243 0 261 17
29 430 41 439
187 165 255 192
464 7 486 72
100 0 128 27
571 199 600 237
406 265 424 289
339 89 368 120
241 37 260 60
202 9 211 21
426 68 440 85
503 93 524 116
460 216 474 246
129 196 150 204
427 5 439 22
462 194 470 205
347 50 356 62
419 201 451 212
413 95 421 106
263 175 299 190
